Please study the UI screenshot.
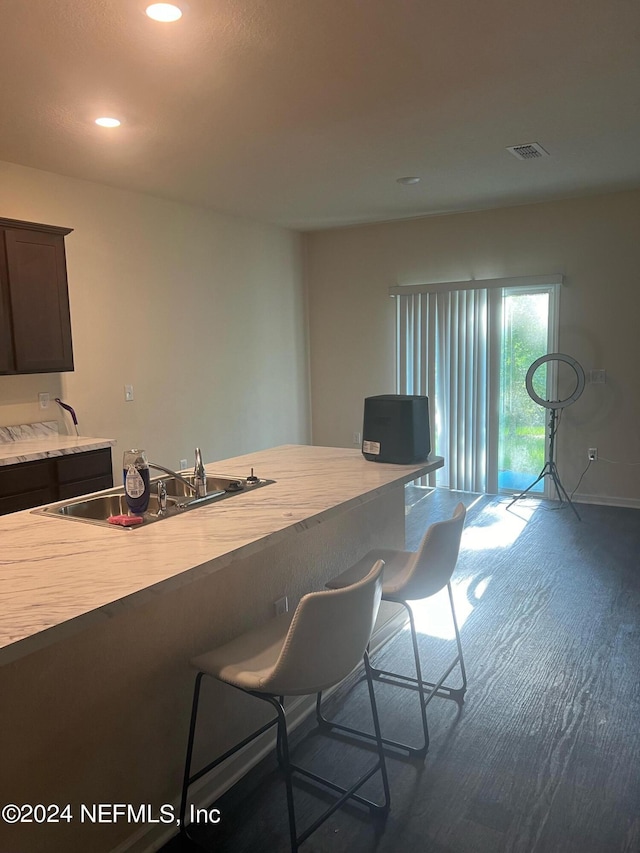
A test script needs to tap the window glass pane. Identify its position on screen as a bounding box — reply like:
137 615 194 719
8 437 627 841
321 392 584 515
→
498 291 550 492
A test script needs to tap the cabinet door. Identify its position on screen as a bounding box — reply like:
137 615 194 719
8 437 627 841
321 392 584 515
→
0 459 56 516
4 228 74 373
57 448 113 500
57 448 113 485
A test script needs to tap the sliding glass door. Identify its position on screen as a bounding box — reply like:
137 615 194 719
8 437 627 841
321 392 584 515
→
395 277 559 496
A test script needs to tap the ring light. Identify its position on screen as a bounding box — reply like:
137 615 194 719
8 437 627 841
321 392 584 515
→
509 352 585 520
525 353 585 410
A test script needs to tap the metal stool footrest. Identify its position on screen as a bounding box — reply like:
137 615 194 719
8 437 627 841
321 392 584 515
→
314 708 429 759
372 654 467 707
290 758 389 815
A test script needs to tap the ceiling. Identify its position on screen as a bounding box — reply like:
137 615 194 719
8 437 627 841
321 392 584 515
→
0 0 639 231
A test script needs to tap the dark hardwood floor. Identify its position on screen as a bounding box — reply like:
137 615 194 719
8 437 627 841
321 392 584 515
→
162 488 640 853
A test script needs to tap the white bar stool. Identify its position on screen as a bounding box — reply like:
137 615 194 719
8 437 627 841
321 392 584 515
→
179 559 390 852
320 502 467 758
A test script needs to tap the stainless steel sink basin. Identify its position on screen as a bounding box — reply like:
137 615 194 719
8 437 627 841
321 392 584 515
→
34 490 182 528
33 472 273 529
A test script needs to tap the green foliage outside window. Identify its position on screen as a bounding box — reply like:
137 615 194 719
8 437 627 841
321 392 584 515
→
499 293 549 480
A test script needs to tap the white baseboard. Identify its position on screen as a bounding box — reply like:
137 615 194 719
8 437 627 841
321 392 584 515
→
112 601 407 853
572 492 640 510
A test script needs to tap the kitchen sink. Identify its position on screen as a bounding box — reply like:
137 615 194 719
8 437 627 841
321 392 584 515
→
33 472 273 529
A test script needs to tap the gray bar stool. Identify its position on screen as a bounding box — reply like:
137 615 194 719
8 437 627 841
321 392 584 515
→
179 559 390 852
319 502 467 758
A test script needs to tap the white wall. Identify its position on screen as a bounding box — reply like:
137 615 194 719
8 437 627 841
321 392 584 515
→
0 161 310 476
306 189 640 507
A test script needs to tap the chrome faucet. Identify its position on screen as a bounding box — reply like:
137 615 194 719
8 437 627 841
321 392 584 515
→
156 479 168 515
148 448 208 498
193 447 207 498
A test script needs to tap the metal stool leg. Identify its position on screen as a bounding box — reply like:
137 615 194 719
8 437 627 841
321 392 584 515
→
275 695 286 769
179 672 204 835
363 649 391 809
179 675 279 839
259 695 299 852
448 582 467 694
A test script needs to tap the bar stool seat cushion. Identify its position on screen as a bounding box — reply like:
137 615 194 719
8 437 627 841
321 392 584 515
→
192 565 384 697
327 548 446 600
327 506 465 602
192 611 296 693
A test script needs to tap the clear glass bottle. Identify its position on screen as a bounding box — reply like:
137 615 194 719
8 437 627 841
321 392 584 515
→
123 449 150 515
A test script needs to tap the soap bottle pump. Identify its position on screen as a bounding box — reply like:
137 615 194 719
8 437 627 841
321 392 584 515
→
123 449 151 515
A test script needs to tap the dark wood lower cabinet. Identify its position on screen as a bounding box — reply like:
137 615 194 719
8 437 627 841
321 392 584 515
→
0 447 113 516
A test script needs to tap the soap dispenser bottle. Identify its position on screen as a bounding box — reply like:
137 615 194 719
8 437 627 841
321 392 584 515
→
123 449 151 515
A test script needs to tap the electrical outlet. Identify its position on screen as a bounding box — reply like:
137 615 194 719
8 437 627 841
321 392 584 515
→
179 458 188 470
124 384 134 402
274 596 289 617
588 448 598 461
38 392 50 410
352 431 362 446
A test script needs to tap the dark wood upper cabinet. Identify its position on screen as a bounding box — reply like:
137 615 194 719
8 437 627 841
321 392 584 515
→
0 217 74 374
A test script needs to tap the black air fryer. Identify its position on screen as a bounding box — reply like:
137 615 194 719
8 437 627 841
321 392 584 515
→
362 394 431 464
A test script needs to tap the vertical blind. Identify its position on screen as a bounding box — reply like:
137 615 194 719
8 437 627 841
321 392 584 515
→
396 287 489 492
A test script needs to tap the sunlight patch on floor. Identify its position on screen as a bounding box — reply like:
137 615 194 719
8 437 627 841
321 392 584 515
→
407 574 492 640
460 501 536 551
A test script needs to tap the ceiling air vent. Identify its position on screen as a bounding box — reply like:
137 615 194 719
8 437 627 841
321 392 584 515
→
506 142 550 160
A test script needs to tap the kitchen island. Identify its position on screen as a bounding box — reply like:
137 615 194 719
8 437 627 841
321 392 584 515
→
0 444 443 853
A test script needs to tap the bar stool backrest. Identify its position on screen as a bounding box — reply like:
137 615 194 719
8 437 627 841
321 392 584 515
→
259 559 384 696
396 502 466 601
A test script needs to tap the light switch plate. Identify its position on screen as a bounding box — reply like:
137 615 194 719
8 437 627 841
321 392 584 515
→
124 384 134 402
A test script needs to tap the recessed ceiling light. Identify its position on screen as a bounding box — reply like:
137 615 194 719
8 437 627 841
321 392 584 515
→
95 117 121 128
396 176 421 185
146 3 182 22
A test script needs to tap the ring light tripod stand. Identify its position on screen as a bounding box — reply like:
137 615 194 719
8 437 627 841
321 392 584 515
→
507 353 585 521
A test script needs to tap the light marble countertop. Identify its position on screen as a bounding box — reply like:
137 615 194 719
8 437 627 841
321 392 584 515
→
0 434 116 466
0 418 115 466
0 444 443 665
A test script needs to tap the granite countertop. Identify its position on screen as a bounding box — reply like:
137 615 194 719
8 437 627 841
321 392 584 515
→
0 444 443 665
0 420 115 466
